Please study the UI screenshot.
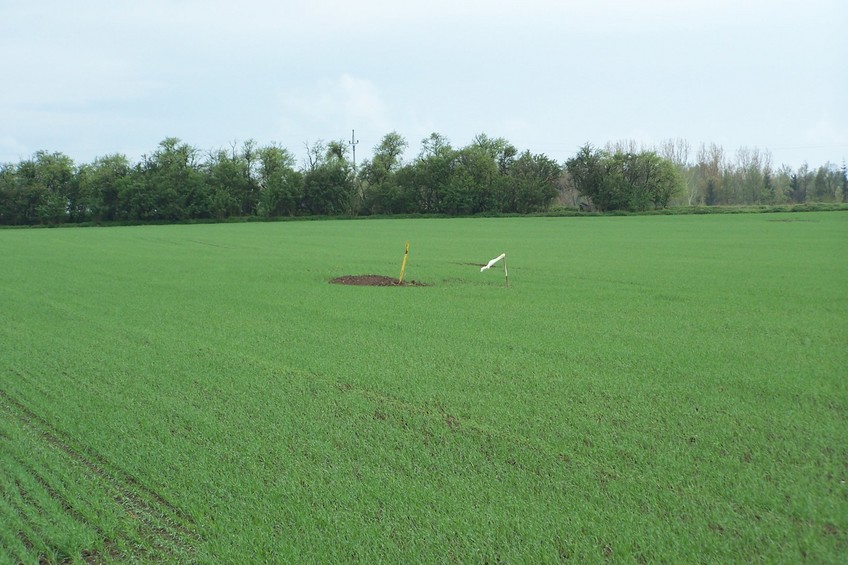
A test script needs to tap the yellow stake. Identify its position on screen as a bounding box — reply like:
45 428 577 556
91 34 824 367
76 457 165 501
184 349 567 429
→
398 241 410 284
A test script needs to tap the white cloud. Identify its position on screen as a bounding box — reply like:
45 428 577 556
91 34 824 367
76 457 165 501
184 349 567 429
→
277 74 391 139
0 136 29 163
1 0 845 167
803 119 848 149
336 75 390 128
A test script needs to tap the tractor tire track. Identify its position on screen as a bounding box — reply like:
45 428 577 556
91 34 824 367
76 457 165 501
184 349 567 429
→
0 387 202 563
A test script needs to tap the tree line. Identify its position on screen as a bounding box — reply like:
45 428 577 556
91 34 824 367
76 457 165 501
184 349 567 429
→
635 139 848 208
0 133 845 225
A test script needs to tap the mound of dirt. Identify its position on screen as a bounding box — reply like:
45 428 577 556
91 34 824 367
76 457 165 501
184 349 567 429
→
329 275 429 287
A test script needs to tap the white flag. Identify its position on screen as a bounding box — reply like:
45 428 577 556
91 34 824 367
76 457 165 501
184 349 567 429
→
480 253 506 272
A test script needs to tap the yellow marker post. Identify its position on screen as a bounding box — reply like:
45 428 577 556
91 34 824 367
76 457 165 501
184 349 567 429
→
398 241 410 284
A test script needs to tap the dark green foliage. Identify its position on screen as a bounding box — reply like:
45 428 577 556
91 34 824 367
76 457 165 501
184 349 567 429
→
441 146 500 215
566 145 683 211
376 134 561 216
498 151 561 213
77 155 131 222
116 171 156 221
360 132 411 215
705 178 717 206
397 138 455 213
0 151 78 224
360 178 411 215
566 144 610 209
125 138 209 221
0 134 840 226
789 169 807 203
0 165 16 224
205 149 250 218
255 144 299 217
302 160 356 215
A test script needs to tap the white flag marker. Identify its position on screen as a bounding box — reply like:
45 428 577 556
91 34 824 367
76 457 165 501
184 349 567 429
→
480 253 509 288
480 253 506 272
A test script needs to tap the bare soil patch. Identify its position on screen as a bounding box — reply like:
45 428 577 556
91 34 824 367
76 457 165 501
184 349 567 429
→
329 275 429 287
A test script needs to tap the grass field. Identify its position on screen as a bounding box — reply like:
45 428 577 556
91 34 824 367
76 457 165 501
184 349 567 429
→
1 212 846 563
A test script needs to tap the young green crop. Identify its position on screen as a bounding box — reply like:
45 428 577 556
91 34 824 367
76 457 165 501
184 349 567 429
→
1 212 846 562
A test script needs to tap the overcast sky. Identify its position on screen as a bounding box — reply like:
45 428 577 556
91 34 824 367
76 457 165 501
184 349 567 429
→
2 0 846 169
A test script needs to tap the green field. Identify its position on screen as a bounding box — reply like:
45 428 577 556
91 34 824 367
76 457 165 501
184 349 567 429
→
1 212 846 563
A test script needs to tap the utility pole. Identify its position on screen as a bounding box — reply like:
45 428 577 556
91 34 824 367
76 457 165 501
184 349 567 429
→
349 129 359 171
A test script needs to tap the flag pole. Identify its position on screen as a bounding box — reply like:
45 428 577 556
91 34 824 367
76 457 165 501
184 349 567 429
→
398 241 410 284
503 254 509 288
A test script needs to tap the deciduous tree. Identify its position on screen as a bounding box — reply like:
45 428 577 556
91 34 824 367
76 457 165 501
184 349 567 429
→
77 154 131 222
257 144 301 217
301 143 355 215
499 151 561 213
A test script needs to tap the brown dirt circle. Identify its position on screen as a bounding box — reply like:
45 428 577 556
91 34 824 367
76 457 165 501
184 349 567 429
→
329 275 430 287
